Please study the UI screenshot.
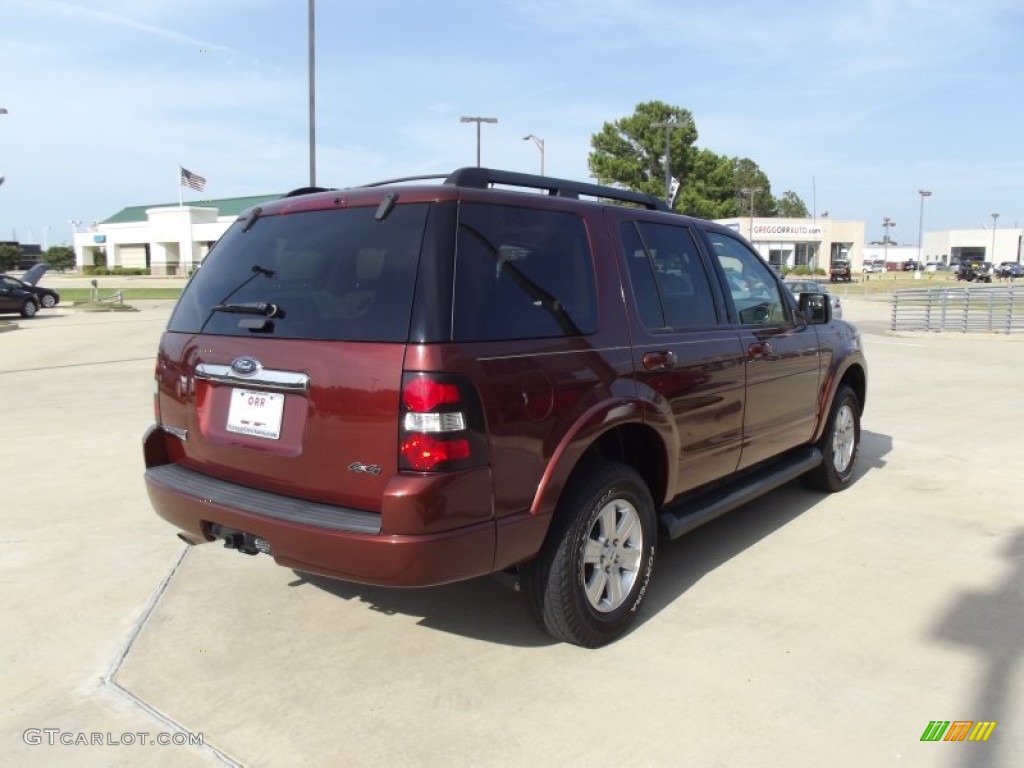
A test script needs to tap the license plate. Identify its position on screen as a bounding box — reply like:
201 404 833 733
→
226 389 284 440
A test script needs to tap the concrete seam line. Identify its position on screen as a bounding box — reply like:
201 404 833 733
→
102 544 243 768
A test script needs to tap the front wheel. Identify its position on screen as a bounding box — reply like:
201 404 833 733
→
20 299 38 318
802 384 860 492
41 294 57 308
521 461 656 647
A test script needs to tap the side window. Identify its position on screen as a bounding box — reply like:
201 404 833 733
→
619 221 718 330
453 204 597 341
704 232 788 326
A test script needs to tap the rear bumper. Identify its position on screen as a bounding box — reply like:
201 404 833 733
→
145 463 498 587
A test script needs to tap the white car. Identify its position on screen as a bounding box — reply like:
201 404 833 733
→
784 279 843 320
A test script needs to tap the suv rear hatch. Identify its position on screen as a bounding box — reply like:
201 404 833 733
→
154 198 431 513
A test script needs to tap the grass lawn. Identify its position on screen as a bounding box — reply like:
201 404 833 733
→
59 288 183 302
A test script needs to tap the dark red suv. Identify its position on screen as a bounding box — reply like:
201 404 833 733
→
144 168 867 646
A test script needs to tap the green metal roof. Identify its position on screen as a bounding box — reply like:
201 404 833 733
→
102 193 284 225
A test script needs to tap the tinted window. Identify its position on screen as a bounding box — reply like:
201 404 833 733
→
704 231 788 326
168 204 428 341
453 204 597 341
620 221 718 330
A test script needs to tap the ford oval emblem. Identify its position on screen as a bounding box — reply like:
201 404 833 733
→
230 356 261 376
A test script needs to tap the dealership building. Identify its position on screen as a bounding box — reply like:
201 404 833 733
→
716 217 865 271
71 195 280 276
72 196 1020 276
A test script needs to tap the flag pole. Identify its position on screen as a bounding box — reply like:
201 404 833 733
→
178 164 186 276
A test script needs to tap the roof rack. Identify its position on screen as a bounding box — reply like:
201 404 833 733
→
283 185 335 198
357 173 450 188
444 167 670 212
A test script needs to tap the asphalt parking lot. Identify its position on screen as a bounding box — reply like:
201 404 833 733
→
1 298 1021 768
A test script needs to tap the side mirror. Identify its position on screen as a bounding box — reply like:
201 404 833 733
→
799 292 832 324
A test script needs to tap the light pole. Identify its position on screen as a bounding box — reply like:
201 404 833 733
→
651 118 686 204
1 109 6 189
917 189 931 272
882 217 896 268
460 116 498 167
523 134 545 175
739 187 762 242
308 0 316 187
991 213 999 262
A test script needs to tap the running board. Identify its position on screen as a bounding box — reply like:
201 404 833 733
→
659 446 823 540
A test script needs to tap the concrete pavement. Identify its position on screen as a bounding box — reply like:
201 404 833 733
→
1 297 1020 767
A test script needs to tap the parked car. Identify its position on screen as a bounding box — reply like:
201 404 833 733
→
0 275 40 317
143 167 867 647
829 260 852 282
995 262 1022 279
956 260 994 283
0 264 60 308
785 279 843 319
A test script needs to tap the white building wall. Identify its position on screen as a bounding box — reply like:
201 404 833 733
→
72 206 233 275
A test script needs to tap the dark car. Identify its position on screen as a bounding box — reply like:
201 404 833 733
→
829 260 852 282
0 275 40 317
143 167 867 647
1 264 60 308
785 279 843 319
996 262 1022 279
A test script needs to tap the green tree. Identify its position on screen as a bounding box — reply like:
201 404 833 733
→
588 100 698 205
676 149 741 219
775 190 809 218
589 102 799 220
0 243 21 271
732 157 776 217
43 246 76 272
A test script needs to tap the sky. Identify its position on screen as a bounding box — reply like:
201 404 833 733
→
1 0 1023 249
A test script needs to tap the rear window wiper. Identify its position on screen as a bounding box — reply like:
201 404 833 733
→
211 301 281 318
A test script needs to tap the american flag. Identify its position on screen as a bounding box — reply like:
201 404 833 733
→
180 166 207 192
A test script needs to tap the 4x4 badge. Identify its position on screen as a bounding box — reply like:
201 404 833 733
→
230 356 262 376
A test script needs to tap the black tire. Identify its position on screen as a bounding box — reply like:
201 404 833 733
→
20 299 38 318
41 294 57 308
521 461 656 647
802 384 860 492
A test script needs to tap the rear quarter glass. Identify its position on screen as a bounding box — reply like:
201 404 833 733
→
170 204 429 342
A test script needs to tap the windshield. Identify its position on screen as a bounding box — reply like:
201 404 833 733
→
168 204 429 341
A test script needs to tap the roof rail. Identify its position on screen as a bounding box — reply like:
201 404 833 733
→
283 186 335 198
357 173 450 188
444 167 670 212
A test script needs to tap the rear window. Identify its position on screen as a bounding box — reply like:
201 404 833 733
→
168 204 428 341
452 203 597 341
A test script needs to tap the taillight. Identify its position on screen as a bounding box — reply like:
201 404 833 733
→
399 372 486 472
153 360 163 423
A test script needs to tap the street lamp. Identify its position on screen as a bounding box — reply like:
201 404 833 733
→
308 0 316 187
991 213 999 262
882 217 896 268
1 108 6 188
739 187 762 242
917 189 931 272
460 116 498 167
523 134 545 175
651 118 687 204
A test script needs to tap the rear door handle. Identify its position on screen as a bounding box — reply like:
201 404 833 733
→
642 350 677 371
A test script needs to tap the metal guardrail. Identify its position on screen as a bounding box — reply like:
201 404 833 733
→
890 284 1024 333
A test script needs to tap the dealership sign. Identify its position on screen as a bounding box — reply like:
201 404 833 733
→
753 223 824 238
